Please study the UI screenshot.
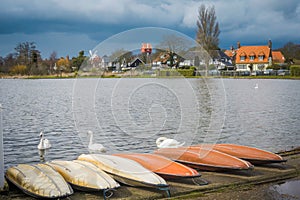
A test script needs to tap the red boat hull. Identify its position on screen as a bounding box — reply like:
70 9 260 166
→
114 153 200 179
193 144 286 164
154 147 253 171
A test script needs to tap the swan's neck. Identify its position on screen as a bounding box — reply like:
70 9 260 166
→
39 138 45 148
89 133 93 145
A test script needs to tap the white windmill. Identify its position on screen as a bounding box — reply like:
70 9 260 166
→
89 50 98 60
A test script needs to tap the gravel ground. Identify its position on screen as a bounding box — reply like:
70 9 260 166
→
195 184 274 200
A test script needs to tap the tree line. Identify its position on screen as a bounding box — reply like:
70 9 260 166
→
0 42 86 76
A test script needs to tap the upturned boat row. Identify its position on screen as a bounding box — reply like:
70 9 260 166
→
5 143 285 199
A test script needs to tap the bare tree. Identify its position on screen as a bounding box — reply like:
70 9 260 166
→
196 4 220 51
14 42 36 65
156 34 195 68
196 4 220 76
14 42 38 74
109 49 133 64
279 42 300 63
157 34 193 56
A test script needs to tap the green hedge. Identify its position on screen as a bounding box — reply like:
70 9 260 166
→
157 68 195 77
290 65 300 76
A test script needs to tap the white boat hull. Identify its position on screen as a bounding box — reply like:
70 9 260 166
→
77 154 169 189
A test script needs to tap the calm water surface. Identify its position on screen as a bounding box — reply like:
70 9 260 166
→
0 78 299 169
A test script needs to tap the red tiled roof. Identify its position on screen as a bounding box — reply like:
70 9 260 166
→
240 52 246 56
224 50 234 58
258 51 265 56
272 51 285 64
249 51 255 56
235 45 271 64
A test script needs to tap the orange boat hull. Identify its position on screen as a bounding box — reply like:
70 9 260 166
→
193 144 286 164
154 147 253 171
114 153 200 179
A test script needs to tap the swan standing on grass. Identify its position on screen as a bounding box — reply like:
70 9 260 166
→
87 131 106 153
37 131 51 150
156 137 185 148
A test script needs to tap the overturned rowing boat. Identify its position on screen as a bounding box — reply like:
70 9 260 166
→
77 154 169 190
193 144 286 164
47 160 120 193
154 147 253 171
114 153 201 179
5 163 73 199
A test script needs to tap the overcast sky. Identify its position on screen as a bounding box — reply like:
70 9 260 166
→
0 0 299 58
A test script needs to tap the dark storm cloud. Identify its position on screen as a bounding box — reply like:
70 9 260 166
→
0 0 299 57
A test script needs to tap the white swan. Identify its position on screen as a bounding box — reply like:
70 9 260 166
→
156 137 185 148
37 131 51 150
87 131 106 153
255 83 258 89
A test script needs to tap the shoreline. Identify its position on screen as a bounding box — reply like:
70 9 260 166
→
1 74 300 80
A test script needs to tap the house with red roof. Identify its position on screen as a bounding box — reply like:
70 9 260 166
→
233 40 273 72
225 40 287 72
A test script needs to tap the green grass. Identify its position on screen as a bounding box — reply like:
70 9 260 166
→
26 75 74 79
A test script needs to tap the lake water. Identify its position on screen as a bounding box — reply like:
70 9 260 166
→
0 78 299 169
269 179 300 199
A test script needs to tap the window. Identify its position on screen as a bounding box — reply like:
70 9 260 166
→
249 52 255 61
237 64 247 69
240 52 246 61
259 55 264 61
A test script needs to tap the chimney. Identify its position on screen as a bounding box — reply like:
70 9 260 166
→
237 41 241 49
268 40 272 49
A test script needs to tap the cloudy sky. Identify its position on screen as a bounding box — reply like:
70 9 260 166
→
0 0 299 58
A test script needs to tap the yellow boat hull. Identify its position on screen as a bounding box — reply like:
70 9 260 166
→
5 163 73 199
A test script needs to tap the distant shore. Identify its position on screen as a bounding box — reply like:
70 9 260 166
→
1 73 300 80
